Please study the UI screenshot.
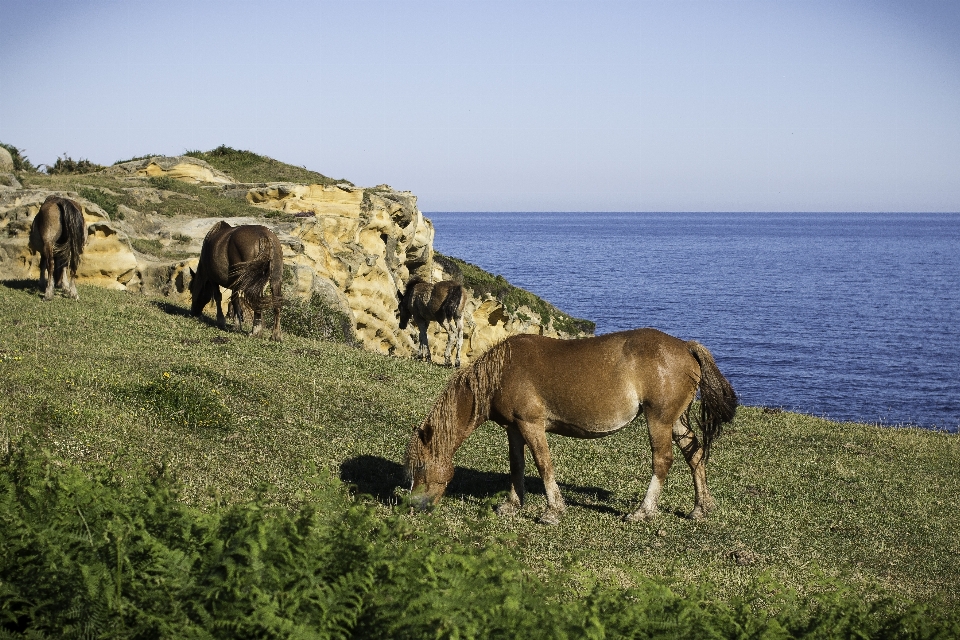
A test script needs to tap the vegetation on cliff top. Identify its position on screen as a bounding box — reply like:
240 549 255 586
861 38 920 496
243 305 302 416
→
184 145 354 186
439 253 596 335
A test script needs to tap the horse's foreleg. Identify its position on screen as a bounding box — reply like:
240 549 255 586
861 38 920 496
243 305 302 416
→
496 427 527 516
417 320 431 362
627 418 675 522
672 419 715 519
213 288 226 329
517 421 566 525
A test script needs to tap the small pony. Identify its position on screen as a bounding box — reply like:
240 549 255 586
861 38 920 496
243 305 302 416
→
398 277 466 367
404 328 738 524
28 196 88 301
190 221 284 341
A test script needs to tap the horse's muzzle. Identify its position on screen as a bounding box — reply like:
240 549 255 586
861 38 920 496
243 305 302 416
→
408 492 435 512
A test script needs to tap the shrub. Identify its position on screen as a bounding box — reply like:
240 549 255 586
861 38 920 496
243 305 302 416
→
78 187 121 220
1 442 958 638
46 155 104 175
282 292 357 345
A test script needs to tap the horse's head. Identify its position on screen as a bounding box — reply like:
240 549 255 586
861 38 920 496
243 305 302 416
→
403 421 453 511
188 267 212 316
397 286 411 330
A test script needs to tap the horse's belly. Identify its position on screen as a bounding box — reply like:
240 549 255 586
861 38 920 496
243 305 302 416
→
548 419 631 439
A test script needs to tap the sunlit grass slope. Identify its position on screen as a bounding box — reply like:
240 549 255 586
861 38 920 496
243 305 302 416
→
1 281 958 611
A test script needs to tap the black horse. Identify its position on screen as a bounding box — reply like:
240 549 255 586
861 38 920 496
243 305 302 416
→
190 221 284 341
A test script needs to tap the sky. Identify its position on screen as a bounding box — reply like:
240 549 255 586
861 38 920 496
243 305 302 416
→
1 0 959 212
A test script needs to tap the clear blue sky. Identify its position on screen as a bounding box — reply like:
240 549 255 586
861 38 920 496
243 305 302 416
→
2 0 958 212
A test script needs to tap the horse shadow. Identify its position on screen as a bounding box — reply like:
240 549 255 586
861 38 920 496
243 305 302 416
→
1 279 46 300
339 454 620 516
149 300 194 318
0 279 36 292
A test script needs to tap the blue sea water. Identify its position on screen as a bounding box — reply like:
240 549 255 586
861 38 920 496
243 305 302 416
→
429 212 960 431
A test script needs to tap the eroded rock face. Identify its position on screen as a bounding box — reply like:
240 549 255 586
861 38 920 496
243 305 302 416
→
0 160 588 363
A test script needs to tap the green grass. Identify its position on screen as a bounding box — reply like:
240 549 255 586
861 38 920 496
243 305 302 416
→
1 281 958 617
184 145 352 186
17 172 269 220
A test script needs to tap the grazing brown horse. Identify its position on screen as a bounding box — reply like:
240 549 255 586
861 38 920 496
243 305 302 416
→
28 196 88 301
398 277 466 367
190 221 284 341
404 328 738 524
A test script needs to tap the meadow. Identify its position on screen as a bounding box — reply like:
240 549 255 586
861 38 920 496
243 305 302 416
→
1 280 959 637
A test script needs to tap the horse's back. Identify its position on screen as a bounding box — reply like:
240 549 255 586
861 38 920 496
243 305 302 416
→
225 224 278 262
493 329 701 431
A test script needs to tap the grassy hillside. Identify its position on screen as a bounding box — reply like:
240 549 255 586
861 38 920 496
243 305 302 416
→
1 281 958 616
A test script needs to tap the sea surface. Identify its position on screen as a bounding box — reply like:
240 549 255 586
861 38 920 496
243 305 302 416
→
429 212 960 431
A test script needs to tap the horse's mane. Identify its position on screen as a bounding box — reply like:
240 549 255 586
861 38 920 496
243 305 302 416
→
405 339 511 482
423 339 511 451
400 276 425 307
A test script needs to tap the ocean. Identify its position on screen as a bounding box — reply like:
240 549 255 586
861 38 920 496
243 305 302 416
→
428 212 960 431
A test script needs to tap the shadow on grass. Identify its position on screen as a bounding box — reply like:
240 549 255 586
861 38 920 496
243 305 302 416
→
0 279 36 292
339 454 619 516
149 300 195 318
1 278 47 301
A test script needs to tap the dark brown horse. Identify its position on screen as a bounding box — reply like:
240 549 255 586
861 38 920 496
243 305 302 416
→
190 221 284 341
28 196 88 301
404 328 738 524
398 277 466 367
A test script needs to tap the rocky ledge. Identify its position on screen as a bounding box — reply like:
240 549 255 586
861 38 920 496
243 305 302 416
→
0 154 592 363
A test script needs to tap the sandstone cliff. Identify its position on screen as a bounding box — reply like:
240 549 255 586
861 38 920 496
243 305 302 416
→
0 152 591 363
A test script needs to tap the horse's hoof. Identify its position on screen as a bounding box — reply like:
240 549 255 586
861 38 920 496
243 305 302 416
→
626 509 656 522
538 509 563 525
495 502 520 517
687 507 708 521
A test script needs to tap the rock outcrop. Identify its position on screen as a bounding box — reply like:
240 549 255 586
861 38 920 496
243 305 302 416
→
0 155 589 363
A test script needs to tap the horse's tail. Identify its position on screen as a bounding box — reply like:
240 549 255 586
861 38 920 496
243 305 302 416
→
438 284 464 322
229 237 274 311
53 199 86 273
398 276 425 329
687 341 738 461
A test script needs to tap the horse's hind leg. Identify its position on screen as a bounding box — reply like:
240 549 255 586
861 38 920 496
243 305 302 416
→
63 265 79 300
454 317 464 367
442 318 458 367
40 244 55 301
627 417 675 522
496 427 527 516
672 419 715 519
252 308 264 337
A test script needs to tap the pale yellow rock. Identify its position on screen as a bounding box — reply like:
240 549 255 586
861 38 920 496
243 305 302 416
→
0 147 13 172
102 156 234 184
0 176 590 363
